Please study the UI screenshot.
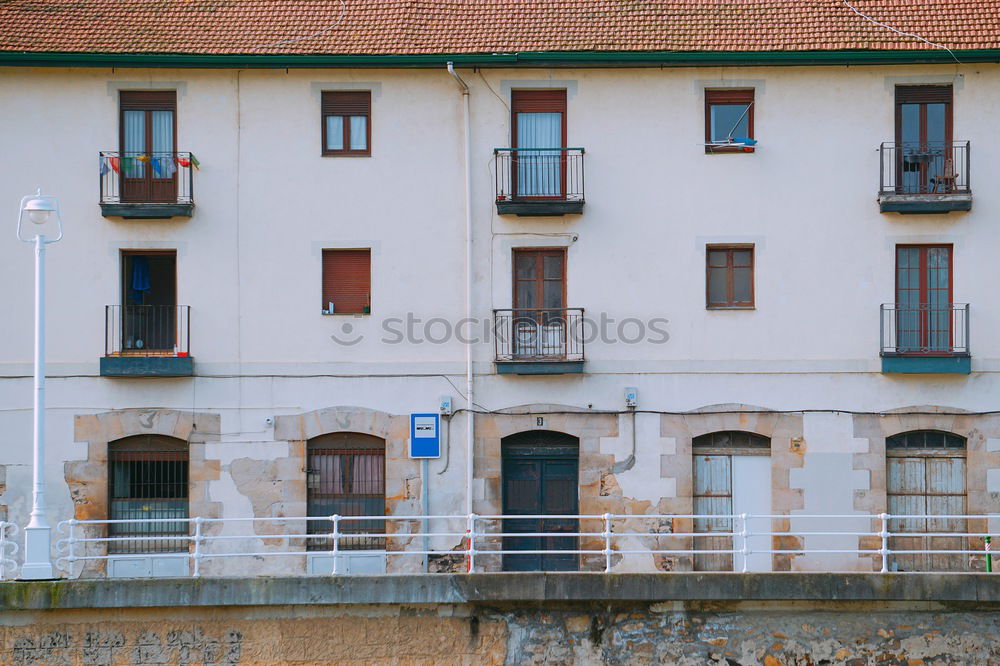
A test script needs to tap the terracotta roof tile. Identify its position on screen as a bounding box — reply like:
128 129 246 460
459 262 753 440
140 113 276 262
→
1 1 998 56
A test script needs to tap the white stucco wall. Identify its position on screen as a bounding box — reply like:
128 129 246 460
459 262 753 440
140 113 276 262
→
0 62 997 573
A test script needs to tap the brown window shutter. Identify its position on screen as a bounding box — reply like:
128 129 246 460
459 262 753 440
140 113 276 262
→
705 89 754 105
511 89 567 113
120 90 177 111
322 91 371 115
322 249 371 314
896 85 952 104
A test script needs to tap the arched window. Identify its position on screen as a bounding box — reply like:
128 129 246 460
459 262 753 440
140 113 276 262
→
306 433 385 551
886 430 967 572
108 435 188 554
692 431 771 572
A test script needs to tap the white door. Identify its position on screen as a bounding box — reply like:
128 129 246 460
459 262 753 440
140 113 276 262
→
732 455 772 572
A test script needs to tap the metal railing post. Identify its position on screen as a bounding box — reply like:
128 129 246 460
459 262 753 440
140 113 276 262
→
66 518 77 579
0 523 6 580
739 513 750 573
467 513 477 573
879 512 889 573
986 535 993 573
603 513 612 573
331 514 341 575
192 517 203 578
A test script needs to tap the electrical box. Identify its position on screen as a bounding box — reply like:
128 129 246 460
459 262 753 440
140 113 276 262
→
624 387 638 408
439 395 453 415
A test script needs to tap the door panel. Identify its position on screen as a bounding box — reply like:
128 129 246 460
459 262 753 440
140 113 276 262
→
120 91 177 203
732 455 772 572
501 433 579 572
888 454 966 572
895 86 952 194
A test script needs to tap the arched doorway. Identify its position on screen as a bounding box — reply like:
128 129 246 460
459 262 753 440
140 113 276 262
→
501 430 579 571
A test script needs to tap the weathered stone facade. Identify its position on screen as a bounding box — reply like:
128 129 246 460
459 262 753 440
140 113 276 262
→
67 410 222 577
852 407 1000 572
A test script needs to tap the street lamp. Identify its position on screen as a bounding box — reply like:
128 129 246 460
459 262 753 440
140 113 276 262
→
17 189 63 579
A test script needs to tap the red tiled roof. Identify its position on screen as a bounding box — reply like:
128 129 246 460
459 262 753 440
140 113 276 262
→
1 1 998 56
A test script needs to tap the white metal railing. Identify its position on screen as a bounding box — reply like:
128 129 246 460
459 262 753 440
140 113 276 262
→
54 513 1000 578
1 521 19 579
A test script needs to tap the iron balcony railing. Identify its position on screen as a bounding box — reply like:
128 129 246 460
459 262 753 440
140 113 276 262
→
880 303 969 356
55 513 1000 577
105 305 191 357
99 151 194 204
494 308 585 363
494 147 585 203
879 141 970 195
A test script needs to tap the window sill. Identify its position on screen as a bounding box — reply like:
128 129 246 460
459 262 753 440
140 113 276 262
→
707 305 755 311
705 147 755 154
321 311 370 316
321 152 371 158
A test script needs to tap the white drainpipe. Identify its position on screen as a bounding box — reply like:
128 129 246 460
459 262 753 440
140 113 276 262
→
447 62 474 515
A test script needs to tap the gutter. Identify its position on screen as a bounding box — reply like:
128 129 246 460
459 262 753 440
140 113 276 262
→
1 49 999 69
446 62 474 516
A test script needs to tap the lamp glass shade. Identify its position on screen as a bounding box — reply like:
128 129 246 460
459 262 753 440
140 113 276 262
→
24 198 55 225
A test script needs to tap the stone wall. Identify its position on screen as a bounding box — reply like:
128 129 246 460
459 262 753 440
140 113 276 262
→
5 599 1000 665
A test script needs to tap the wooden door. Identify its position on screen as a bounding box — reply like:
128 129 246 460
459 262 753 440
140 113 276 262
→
512 249 566 358
501 432 579 572
896 245 952 354
895 86 952 194
120 91 178 203
511 90 566 199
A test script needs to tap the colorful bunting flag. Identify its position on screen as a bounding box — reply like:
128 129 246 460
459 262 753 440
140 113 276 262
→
135 154 151 163
176 157 190 168
109 156 120 174
190 154 200 170
100 158 108 176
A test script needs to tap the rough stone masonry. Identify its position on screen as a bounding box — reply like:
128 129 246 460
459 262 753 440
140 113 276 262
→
4 574 1000 665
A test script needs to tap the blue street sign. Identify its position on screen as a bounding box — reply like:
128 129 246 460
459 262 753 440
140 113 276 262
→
409 413 441 458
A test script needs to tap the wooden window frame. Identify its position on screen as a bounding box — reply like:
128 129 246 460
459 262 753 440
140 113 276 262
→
321 91 372 157
894 85 953 147
512 247 568 310
705 89 755 154
119 91 178 203
894 244 954 356
706 244 755 310
322 248 372 315
510 90 568 200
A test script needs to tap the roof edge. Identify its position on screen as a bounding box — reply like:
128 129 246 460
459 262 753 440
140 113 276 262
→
0 49 999 69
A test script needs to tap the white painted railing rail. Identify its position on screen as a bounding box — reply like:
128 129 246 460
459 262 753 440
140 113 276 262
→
52 513 1000 578
0 521 20 579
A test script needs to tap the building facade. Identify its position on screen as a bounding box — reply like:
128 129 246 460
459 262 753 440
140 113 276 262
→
2 1 1000 578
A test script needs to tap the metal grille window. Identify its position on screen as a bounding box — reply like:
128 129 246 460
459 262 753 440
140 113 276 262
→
108 435 188 554
887 430 967 572
307 433 385 551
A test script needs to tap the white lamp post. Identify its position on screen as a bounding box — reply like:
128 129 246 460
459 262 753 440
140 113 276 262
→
17 189 63 579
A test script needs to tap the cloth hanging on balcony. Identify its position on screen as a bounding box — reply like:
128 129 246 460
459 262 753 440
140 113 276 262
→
130 256 152 304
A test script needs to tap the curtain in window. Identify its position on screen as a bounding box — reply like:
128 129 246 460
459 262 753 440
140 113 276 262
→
123 110 145 178
516 112 562 197
349 116 367 151
151 110 175 177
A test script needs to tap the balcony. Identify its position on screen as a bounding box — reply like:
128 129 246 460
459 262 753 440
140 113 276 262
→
494 308 585 374
99 151 195 219
880 303 970 374
100 305 193 377
878 142 971 214
494 148 585 216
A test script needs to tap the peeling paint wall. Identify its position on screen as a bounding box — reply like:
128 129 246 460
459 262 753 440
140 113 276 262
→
5 602 1000 665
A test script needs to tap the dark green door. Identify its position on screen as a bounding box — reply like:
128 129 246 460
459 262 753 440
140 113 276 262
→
501 431 579 571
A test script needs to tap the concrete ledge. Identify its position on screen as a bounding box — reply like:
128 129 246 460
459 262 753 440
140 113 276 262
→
100 356 194 377
6 573 1000 611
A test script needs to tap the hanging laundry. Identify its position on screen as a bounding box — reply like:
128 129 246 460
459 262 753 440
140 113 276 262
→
130 256 152 304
